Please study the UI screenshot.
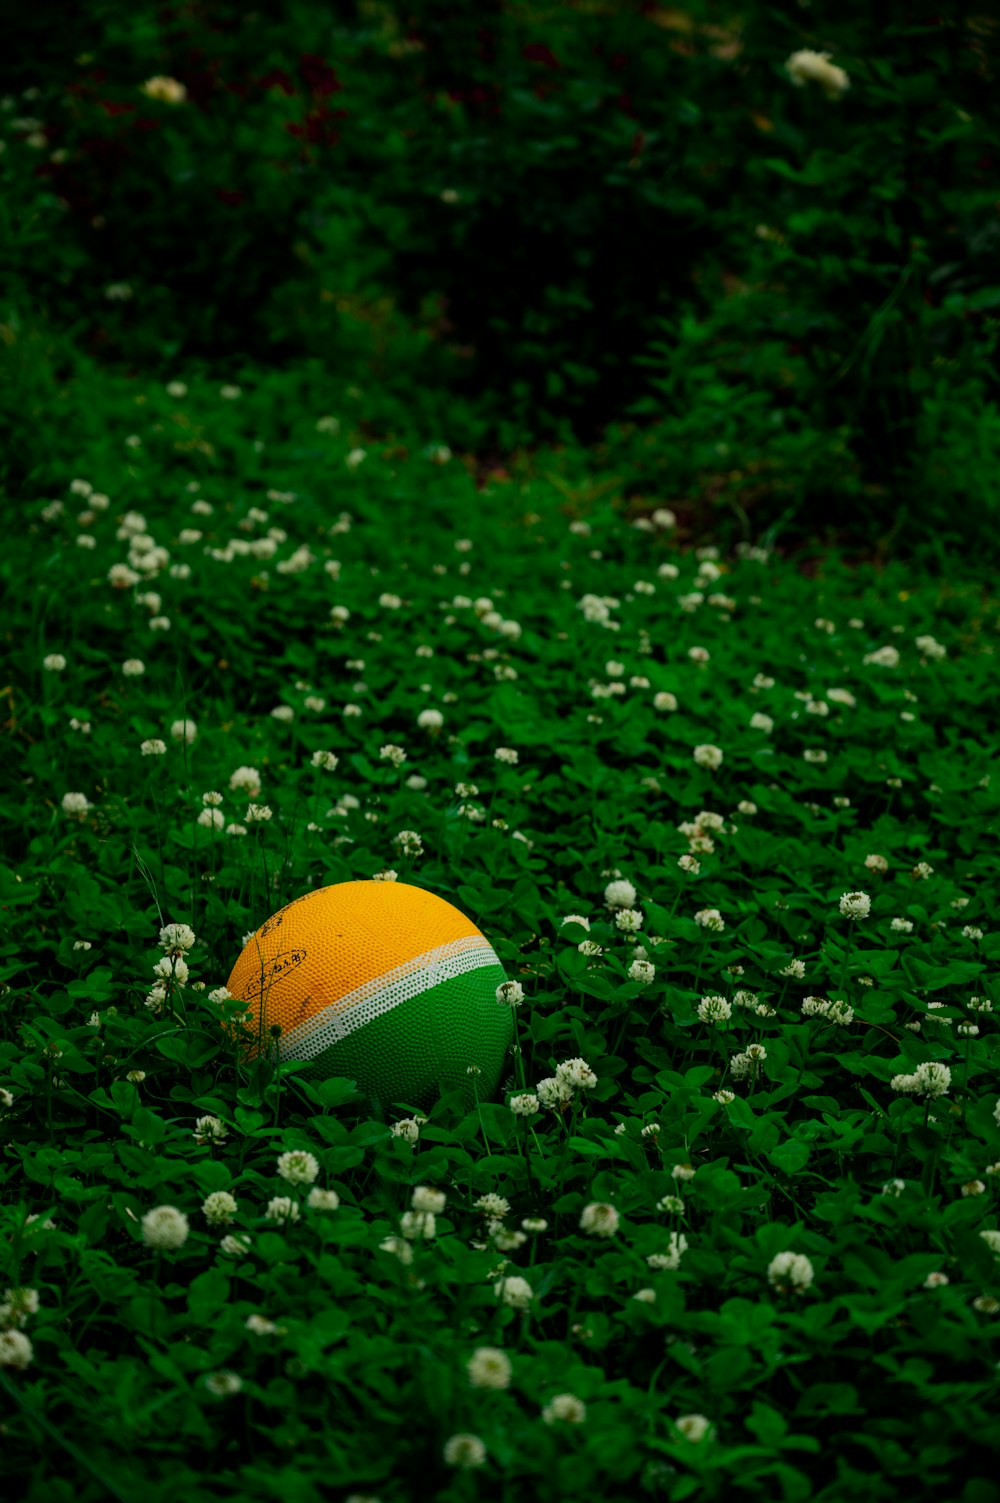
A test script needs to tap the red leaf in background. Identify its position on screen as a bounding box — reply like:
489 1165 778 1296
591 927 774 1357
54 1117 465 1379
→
216 188 246 206
616 92 636 118
133 119 161 132
99 100 136 117
258 68 297 95
523 43 560 70
300 54 342 96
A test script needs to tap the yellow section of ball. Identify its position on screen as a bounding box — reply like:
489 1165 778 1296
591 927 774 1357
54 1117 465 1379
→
226 879 487 1042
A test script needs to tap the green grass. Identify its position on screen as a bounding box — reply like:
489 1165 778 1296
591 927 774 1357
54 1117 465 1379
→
2 363 1000 1503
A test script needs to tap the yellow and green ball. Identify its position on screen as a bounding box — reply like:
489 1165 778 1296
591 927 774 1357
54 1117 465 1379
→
226 880 513 1109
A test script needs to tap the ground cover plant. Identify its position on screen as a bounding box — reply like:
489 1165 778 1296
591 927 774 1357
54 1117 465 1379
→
1 366 1000 1503
2 0 999 552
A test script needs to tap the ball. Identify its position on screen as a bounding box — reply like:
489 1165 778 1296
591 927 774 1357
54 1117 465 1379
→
226 880 514 1109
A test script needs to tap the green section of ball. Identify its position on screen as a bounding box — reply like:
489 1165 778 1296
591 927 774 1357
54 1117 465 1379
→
300 963 513 1109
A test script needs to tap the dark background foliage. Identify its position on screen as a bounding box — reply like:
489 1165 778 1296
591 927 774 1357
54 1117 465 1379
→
1 1 999 539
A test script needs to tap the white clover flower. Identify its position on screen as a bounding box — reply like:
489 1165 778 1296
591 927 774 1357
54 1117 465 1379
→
604 878 637 909
265 1196 300 1224
768 1251 814 1293
229 766 262 798
614 906 644 935
467 1347 511 1389
911 1061 951 1098
653 691 678 711
536 1075 574 1109
379 743 407 767
750 711 774 733
443 1434 486 1469
542 1394 587 1425
1 1288 39 1327
694 908 725 932
204 1371 242 1397
0 1330 33 1370
142 1205 190 1250
193 1115 228 1145
675 1414 713 1443
416 708 444 731
474 1194 511 1220
693 744 723 770
698 995 731 1023
306 1188 339 1211
495 1274 533 1309
647 1231 688 1270
160 923 196 955
391 1118 423 1144
167 717 197 745
495 746 519 765
61 792 92 819
713 1089 735 1105
580 1202 619 1238
496 980 524 1008
379 1235 413 1265
924 1271 949 1288
43 653 67 672
561 913 591 931
245 803 273 825
556 1058 598 1090
839 891 871 920
276 1150 320 1186
962 1180 987 1198
915 634 946 661
864 645 900 668
786 48 850 97
509 1093 539 1116
400 1210 436 1240
310 750 339 772
411 1185 446 1215
628 958 655 985
202 1191 237 1226
152 954 189 987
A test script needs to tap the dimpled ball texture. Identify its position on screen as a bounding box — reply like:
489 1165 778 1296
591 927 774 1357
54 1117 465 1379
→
226 881 514 1110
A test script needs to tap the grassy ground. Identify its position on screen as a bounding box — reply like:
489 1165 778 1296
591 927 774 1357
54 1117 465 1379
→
1 360 999 1502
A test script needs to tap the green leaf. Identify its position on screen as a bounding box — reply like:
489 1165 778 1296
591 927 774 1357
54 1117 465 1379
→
187 1268 230 1320
769 1139 810 1174
191 1159 232 1192
110 1080 138 1119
